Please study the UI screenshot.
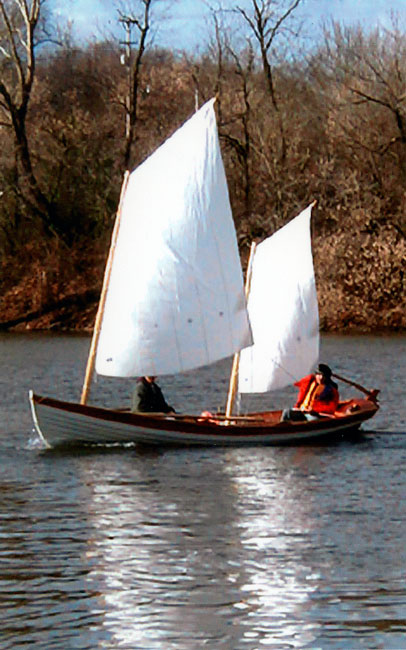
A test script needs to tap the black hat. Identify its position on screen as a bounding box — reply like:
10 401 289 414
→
317 363 332 378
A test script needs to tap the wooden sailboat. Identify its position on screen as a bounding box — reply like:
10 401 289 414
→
29 99 379 448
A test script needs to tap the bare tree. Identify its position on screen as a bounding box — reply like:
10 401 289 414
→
117 0 174 169
236 0 303 162
318 21 406 156
0 0 53 229
221 43 255 218
118 0 152 169
312 19 406 235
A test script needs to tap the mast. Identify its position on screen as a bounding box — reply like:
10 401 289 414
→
225 241 256 417
80 171 130 405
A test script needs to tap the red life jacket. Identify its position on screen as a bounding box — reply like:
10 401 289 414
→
294 374 339 414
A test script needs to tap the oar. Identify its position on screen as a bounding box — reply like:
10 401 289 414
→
332 372 380 403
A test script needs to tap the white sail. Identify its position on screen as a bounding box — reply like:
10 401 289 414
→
95 99 253 378
238 205 319 393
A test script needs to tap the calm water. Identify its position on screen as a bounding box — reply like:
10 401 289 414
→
0 332 406 649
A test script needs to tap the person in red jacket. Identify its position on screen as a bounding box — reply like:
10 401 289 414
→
281 363 339 422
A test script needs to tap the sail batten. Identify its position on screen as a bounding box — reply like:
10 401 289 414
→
95 99 252 378
238 205 319 393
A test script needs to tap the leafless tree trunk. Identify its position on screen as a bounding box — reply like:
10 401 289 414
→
117 0 153 170
236 0 303 163
0 0 52 229
222 43 254 217
201 7 255 219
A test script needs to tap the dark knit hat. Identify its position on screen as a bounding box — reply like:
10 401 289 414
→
317 363 332 378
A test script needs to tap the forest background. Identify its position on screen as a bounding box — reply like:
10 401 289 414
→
1 0 406 334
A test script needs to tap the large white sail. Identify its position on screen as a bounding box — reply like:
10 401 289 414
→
95 99 252 378
238 205 319 393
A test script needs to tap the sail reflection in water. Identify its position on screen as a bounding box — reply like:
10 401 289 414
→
225 449 320 647
81 448 328 648
83 451 249 648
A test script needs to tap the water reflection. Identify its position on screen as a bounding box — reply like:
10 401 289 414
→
78 445 356 649
224 448 321 648
82 449 248 648
0 451 107 649
226 443 406 648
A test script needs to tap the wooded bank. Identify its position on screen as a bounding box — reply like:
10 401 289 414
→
1 8 406 333
1 226 405 333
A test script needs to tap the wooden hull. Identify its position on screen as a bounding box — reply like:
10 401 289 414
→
29 391 379 448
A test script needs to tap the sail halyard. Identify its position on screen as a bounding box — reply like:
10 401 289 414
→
94 98 252 379
238 204 319 394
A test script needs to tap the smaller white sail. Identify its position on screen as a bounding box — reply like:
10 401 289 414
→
95 99 252 378
238 205 319 393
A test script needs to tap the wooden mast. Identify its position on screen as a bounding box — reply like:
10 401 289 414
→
225 241 257 418
80 171 130 405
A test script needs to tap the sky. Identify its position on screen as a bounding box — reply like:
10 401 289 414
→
54 0 406 50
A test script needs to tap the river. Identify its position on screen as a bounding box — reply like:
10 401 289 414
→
0 332 405 649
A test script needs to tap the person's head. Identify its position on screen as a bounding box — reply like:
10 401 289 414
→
315 363 332 383
145 376 156 383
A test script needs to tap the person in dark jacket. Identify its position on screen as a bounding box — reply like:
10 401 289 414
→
131 376 175 414
281 363 339 422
